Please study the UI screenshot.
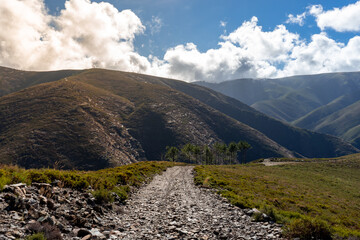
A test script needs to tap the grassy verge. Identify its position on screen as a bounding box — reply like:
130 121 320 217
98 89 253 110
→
0 161 177 203
194 154 360 239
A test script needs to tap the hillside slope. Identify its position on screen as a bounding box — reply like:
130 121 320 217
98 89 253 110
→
197 72 360 122
0 66 82 97
0 68 298 169
151 78 358 158
70 70 295 161
293 91 360 148
197 72 360 148
0 79 144 169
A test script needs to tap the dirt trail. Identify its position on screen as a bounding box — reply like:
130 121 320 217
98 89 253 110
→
116 166 282 239
262 158 297 166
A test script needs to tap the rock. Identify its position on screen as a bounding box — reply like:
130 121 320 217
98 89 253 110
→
245 208 254 216
3 183 27 193
51 180 62 187
103 230 111 238
11 230 21 238
28 207 40 219
81 234 92 240
86 198 96 206
77 228 92 238
90 228 105 238
12 212 22 220
93 205 104 214
252 208 261 215
39 195 47 205
4 194 25 211
32 183 52 189
13 187 26 198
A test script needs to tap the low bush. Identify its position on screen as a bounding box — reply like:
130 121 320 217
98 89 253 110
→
113 186 129 203
283 217 332 240
92 188 114 204
27 221 62 240
26 233 46 240
28 171 51 183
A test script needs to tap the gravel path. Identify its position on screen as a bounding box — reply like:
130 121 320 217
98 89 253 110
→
116 166 282 239
262 158 297 166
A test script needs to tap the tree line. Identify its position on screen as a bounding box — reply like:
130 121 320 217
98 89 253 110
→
165 141 251 165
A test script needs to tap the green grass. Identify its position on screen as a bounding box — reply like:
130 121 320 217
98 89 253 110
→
0 161 177 203
25 233 46 240
194 154 360 238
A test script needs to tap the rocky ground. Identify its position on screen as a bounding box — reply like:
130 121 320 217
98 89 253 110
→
0 166 283 239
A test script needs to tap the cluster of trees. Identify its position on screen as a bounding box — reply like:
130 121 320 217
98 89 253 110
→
165 141 251 165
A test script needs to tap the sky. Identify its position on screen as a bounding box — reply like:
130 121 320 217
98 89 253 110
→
1 0 360 82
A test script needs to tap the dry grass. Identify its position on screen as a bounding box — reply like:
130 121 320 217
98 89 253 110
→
194 154 360 238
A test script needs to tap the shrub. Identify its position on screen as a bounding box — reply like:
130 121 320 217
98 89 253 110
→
11 171 27 184
0 176 10 191
116 173 128 185
283 217 332 240
92 188 114 204
72 179 89 190
28 171 50 183
26 233 46 240
27 222 62 240
260 205 285 222
113 186 129 203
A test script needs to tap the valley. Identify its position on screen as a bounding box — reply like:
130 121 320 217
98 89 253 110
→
197 71 360 148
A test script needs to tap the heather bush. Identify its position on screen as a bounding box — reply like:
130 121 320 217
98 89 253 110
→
283 217 332 240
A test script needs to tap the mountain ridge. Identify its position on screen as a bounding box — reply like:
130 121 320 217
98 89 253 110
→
0 67 358 169
196 71 360 148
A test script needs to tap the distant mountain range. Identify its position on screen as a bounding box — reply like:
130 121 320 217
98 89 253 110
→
196 72 360 148
0 67 357 170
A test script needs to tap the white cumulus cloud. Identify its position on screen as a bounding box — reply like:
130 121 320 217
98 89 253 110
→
150 17 300 82
286 12 306 26
148 16 163 35
310 1 360 32
1 0 360 83
280 33 360 76
0 0 148 72
220 21 227 28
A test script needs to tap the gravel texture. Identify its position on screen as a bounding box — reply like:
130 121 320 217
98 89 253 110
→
0 166 283 239
115 166 282 239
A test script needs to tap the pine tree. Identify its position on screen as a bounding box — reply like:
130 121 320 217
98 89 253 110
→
165 146 179 162
238 141 251 164
181 143 194 163
227 142 238 164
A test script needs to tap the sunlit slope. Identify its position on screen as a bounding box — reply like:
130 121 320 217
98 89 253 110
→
0 68 295 169
0 79 143 169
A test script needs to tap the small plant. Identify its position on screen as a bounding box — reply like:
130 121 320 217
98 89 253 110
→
283 217 332 240
28 171 51 183
260 205 284 222
92 188 114 204
252 211 264 222
27 221 62 240
0 175 10 190
72 179 89 190
113 186 129 203
26 233 46 240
